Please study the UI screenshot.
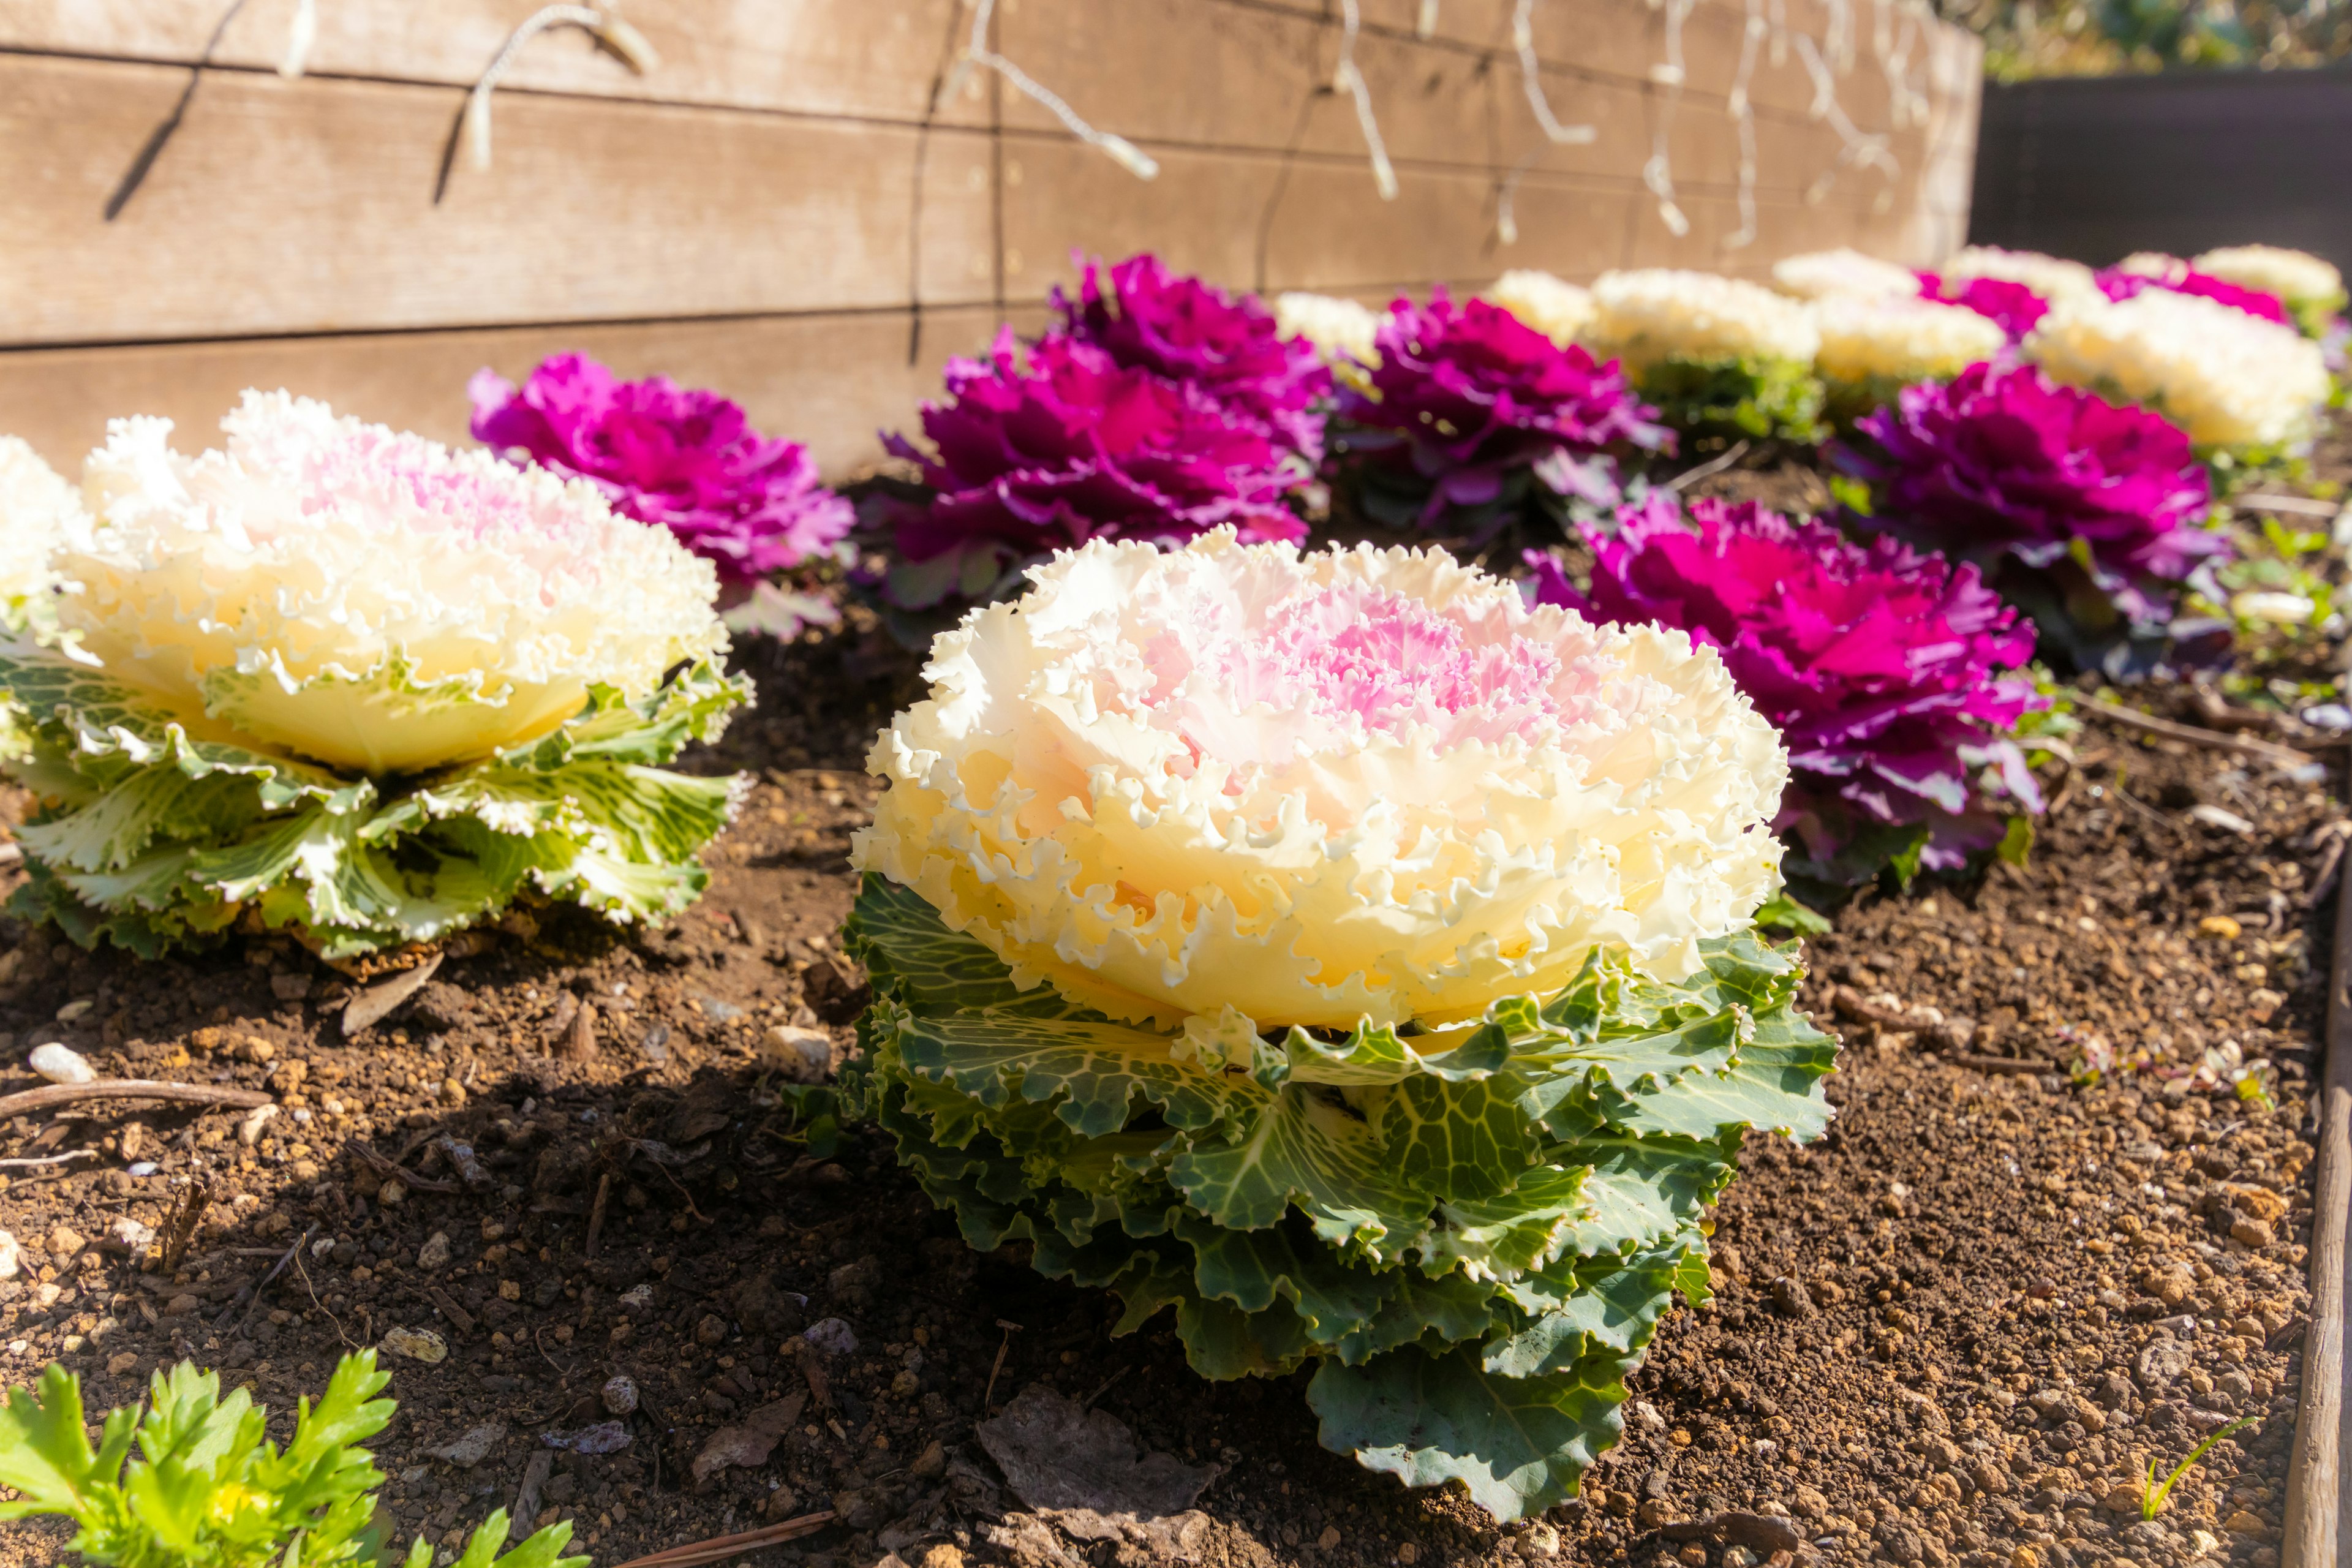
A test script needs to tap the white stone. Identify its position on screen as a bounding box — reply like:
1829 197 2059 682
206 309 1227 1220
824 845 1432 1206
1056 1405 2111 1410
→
27 1042 94 1085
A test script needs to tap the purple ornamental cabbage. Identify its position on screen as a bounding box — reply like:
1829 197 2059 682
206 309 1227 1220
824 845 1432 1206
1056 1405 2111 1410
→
1336 288 1669 537
879 329 1308 609
469 353 852 585
2094 268 2294 328
1917 272 2050 340
1837 359 2224 671
1053 253 1333 462
1529 494 2045 883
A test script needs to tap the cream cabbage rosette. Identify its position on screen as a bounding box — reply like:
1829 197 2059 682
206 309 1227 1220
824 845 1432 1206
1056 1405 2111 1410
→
856 532 1787 1033
2193 244 2347 337
843 532 1829 1521
2024 288 2332 466
2 391 749 956
1811 295 2006 420
1769 247 1921 303
1480 268 1596 348
1273 291 1383 377
1581 270 1826 442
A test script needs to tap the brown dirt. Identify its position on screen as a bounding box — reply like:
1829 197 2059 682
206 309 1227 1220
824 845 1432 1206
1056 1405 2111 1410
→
0 529 2342 1568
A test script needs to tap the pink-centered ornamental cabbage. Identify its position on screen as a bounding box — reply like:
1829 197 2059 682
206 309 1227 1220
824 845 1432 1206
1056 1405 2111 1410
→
878 331 1307 611
470 353 852 586
1333 289 1668 536
1529 494 2043 883
1836 360 2224 669
1052 253 1333 462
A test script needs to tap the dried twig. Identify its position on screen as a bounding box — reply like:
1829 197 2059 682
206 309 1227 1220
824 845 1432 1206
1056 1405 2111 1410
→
1664 440 1752 493
0 1149 97 1169
602 1511 837 1568
428 1286 477 1335
982 1318 1023 1412
1948 1053 2059 1077
2081 698 2316 772
585 1172 613 1258
217 1224 316 1335
0 1080 273 1120
353 1142 461 1195
159 1180 213 1273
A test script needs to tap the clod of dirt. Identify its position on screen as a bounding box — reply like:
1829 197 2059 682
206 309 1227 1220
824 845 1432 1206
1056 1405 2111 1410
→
558 1000 598 1061
827 1254 881 1308
378 1326 447 1364
1659 1510 1804 1553
801 1316 858 1357
601 1373 638 1415
341 951 443 1037
761 1023 831 1081
543 1420 632 1455
690 1392 807 1488
976 1383 1219 1521
431 1423 505 1468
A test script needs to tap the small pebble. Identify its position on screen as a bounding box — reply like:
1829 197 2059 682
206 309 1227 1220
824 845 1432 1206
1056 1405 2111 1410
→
380 1326 448 1364
126 1161 157 1177
802 1317 859 1357
417 1232 451 1271
28 1042 94 1085
0 1229 18 1280
603 1374 639 1415
53 998 92 1022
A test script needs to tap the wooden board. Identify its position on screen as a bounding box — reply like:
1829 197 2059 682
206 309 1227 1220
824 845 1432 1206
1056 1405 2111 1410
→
0 55 998 345
0 306 1031 480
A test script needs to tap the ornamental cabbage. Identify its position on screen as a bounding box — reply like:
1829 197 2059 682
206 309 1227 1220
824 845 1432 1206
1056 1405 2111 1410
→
1 391 748 958
2193 244 2348 338
2097 257 2291 328
848 532 1828 1521
1809 295 2005 423
469 352 853 586
1769 247 1921 303
1053 253 1332 462
1481 269 1597 347
0 438 79 630
1936 246 2099 309
1332 290 1667 538
2024 288 2332 465
1274 292 1384 375
878 331 1307 613
1917 273 2051 341
1581 270 1826 443
1837 360 2225 672
1530 494 2044 885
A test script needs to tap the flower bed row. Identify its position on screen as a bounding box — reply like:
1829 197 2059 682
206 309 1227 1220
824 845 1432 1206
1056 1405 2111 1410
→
0 237 2341 1552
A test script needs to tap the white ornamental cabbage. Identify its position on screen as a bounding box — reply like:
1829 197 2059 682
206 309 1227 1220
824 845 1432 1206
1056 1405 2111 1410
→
1937 245 2100 307
1811 295 2005 394
1581 270 1825 440
2 391 749 957
1770 247 1921 303
2024 289 2332 458
0 439 83 630
2192 244 2348 334
855 531 1787 1033
1274 292 1383 372
1479 269 1595 348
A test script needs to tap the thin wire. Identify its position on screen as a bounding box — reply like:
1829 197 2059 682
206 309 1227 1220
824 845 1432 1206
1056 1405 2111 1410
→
1334 0 1398 200
1641 0 1694 238
459 6 658 174
937 0 1158 179
1513 0 1596 146
279 0 317 77
1722 0 1768 252
1792 29 1897 208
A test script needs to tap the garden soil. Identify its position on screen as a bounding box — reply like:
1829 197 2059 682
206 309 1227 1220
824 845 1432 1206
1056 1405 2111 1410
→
1 505 2345 1568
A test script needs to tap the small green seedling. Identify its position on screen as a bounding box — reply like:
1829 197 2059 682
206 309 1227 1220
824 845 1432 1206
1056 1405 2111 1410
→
0 1349 588 1568
2141 1416 2257 1522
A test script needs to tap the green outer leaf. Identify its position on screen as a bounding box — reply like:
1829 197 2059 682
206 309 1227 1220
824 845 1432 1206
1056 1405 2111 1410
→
0 654 750 957
851 873 1835 1524
1306 1343 1630 1521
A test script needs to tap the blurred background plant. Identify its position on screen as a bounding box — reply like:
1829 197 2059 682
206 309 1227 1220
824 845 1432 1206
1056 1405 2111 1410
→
1947 0 2352 79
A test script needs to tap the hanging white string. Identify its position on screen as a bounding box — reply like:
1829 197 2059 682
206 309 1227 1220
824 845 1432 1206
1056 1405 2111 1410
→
1640 0 1694 238
1721 0 1768 252
1767 0 1788 67
1333 0 1399 200
461 6 658 173
278 0 317 77
1792 29 1896 207
934 0 1158 179
1416 0 1441 38
1513 0 1596 146
1824 0 1856 74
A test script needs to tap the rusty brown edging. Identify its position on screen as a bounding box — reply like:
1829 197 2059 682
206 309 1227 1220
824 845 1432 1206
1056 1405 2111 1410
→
2281 846 2352 1563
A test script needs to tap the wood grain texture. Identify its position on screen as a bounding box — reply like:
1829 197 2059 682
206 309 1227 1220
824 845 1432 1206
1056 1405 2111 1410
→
2282 862 2351 1564
0 306 1030 481
0 55 996 345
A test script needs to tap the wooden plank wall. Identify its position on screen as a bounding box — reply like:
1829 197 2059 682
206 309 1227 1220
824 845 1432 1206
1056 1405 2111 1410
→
0 0 1982 478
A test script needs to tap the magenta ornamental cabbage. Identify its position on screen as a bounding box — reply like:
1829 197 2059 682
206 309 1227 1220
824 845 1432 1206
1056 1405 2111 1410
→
1918 272 2049 341
470 353 851 586
878 329 1307 611
1836 359 2226 673
2094 268 2293 328
1531 494 2043 884
1053 252 1333 462
1334 288 1668 538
